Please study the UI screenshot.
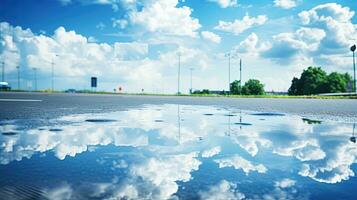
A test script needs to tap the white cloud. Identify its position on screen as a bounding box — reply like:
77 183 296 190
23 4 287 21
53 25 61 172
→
45 183 73 200
112 18 128 29
232 32 270 56
114 42 148 60
130 152 201 199
201 146 221 158
298 3 356 54
262 27 326 63
298 143 357 184
0 22 214 93
95 22 105 30
199 180 245 200
208 0 238 8
275 178 296 188
274 0 298 9
214 155 267 174
129 0 201 37
214 14 268 35
201 31 221 43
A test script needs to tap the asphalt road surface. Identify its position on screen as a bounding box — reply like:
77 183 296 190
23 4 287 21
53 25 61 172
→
1 92 357 122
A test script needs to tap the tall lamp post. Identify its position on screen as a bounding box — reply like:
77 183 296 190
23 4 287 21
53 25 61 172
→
225 52 231 95
189 68 194 94
239 59 242 95
51 54 59 92
16 66 20 89
33 67 37 91
1 61 4 82
351 44 356 93
177 52 181 95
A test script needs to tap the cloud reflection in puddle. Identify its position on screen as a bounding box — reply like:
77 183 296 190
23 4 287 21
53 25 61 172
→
0 104 357 199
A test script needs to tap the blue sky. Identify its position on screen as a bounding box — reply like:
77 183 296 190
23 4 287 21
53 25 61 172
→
0 0 356 93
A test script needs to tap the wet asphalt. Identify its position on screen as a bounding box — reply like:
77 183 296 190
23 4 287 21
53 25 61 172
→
0 92 357 122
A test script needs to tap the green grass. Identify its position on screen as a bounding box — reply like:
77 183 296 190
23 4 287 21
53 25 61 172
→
3 90 356 99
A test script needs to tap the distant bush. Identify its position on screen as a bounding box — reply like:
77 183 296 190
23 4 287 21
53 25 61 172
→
241 79 265 95
193 89 210 95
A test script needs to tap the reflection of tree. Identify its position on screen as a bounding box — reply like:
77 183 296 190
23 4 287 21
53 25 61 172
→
225 111 231 136
350 124 356 143
177 104 181 144
302 118 322 124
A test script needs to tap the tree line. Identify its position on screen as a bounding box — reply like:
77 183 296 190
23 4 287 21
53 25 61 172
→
193 79 265 95
193 66 352 96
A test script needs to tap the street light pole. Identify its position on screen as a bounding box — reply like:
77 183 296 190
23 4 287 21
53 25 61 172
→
16 66 20 89
228 53 231 95
240 59 242 95
189 68 194 94
177 53 181 95
351 45 356 93
33 67 37 91
51 54 59 92
51 60 54 91
1 61 4 82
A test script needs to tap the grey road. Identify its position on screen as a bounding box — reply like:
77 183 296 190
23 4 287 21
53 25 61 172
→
1 92 357 122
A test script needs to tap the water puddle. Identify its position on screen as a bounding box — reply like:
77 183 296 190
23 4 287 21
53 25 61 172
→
0 104 356 200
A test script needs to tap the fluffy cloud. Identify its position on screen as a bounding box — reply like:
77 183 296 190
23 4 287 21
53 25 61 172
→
201 146 221 158
298 3 356 54
275 178 296 188
214 155 267 174
129 0 201 37
232 33 270 56
208 0 238 8
114 42 148 60
0 22 213 92
111 18 128 29
43 152 201 200
199 180 245 200
201 31 221 43
298 142 357 184
262 27 326 62
131 152 201 199
214 14 268 35
274 0 298 9
264 3 356 68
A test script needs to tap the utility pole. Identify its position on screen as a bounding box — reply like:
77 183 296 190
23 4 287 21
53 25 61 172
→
189 68 194 94
33 68 37 91
240 59 242 95
177 104 181 144
351 45 356 93
16 66 20 89
177 53 181 95
51 60 54 92
51 54 59 92
1 61 4 82
228 53 231 95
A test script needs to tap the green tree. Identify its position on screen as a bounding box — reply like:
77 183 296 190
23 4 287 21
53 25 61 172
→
300 67 328 95
241 79 265 95
288 77 300 95
288 66 352 95
324 72 352 93
230 80 242 95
